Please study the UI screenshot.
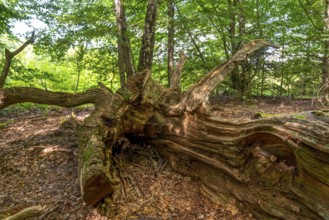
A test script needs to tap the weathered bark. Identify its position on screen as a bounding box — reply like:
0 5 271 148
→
170 51 186 90
0 85 118 206
1 40 329 219
167 0 174 87
145 111 329 219
166 1 186 90
138 0 160 72
320 0 329 103
227 0 239 93
114 0 135 86
0 86 111 110
78 71 157 205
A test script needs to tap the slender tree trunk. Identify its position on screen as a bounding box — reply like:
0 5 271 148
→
238 3 251 99
114 0 135 87
75 69 81 92
167 0 175 87
298 0 329 101
324 43 329 87
75 44 85 92
227 0 241 99
138 0 160 72
254 0 264 97
116 22 126 87
323 0 329 87
261 62 265 96
279 43 286 97
256 0 263 38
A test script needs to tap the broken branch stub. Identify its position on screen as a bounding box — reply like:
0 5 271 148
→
170 51 187 90
182 40 278 112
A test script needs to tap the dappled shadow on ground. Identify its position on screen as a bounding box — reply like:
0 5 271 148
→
0 109 91 219
0 108 254 219
1 99 317 219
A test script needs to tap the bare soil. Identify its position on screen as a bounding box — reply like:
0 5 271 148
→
0 100 322 219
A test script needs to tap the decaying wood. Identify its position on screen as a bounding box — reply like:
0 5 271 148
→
170 51 186 90
1 39 329 219
3 205 43 220
145 111 329 219
78 70 157 205
0 87 111 109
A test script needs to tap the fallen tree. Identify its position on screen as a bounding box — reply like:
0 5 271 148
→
1 39 329 219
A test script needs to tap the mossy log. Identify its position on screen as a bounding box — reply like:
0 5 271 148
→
1 40 328 219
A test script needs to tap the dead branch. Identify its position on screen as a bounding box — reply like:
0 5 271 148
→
181 40 278 112
170 50 187 90
0 86 114 110
0 32 35 89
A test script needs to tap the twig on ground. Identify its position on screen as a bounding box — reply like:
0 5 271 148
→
3 205 43 220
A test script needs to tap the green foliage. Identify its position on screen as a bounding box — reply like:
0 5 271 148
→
0 0 22 35
0 0 328 99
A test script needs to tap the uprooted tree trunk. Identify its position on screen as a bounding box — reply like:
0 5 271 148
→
1 40 329 219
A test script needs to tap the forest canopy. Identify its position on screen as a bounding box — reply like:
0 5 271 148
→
1 0 328 101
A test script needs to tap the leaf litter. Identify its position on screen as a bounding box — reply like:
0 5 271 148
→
0 99 320 219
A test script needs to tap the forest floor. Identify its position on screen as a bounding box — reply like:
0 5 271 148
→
0 98 323 220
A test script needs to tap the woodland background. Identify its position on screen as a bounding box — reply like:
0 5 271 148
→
1 0 328 101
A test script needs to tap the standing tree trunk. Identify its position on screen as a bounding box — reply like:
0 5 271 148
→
166 1 187 91
114 0 135 87
74 44 86 92
167 0 174 87
1 39 329 219
237 4 252 99
227 0 242 99
138 0 160 72
323 0 329 86
321 0 329 102
299 0 329 102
